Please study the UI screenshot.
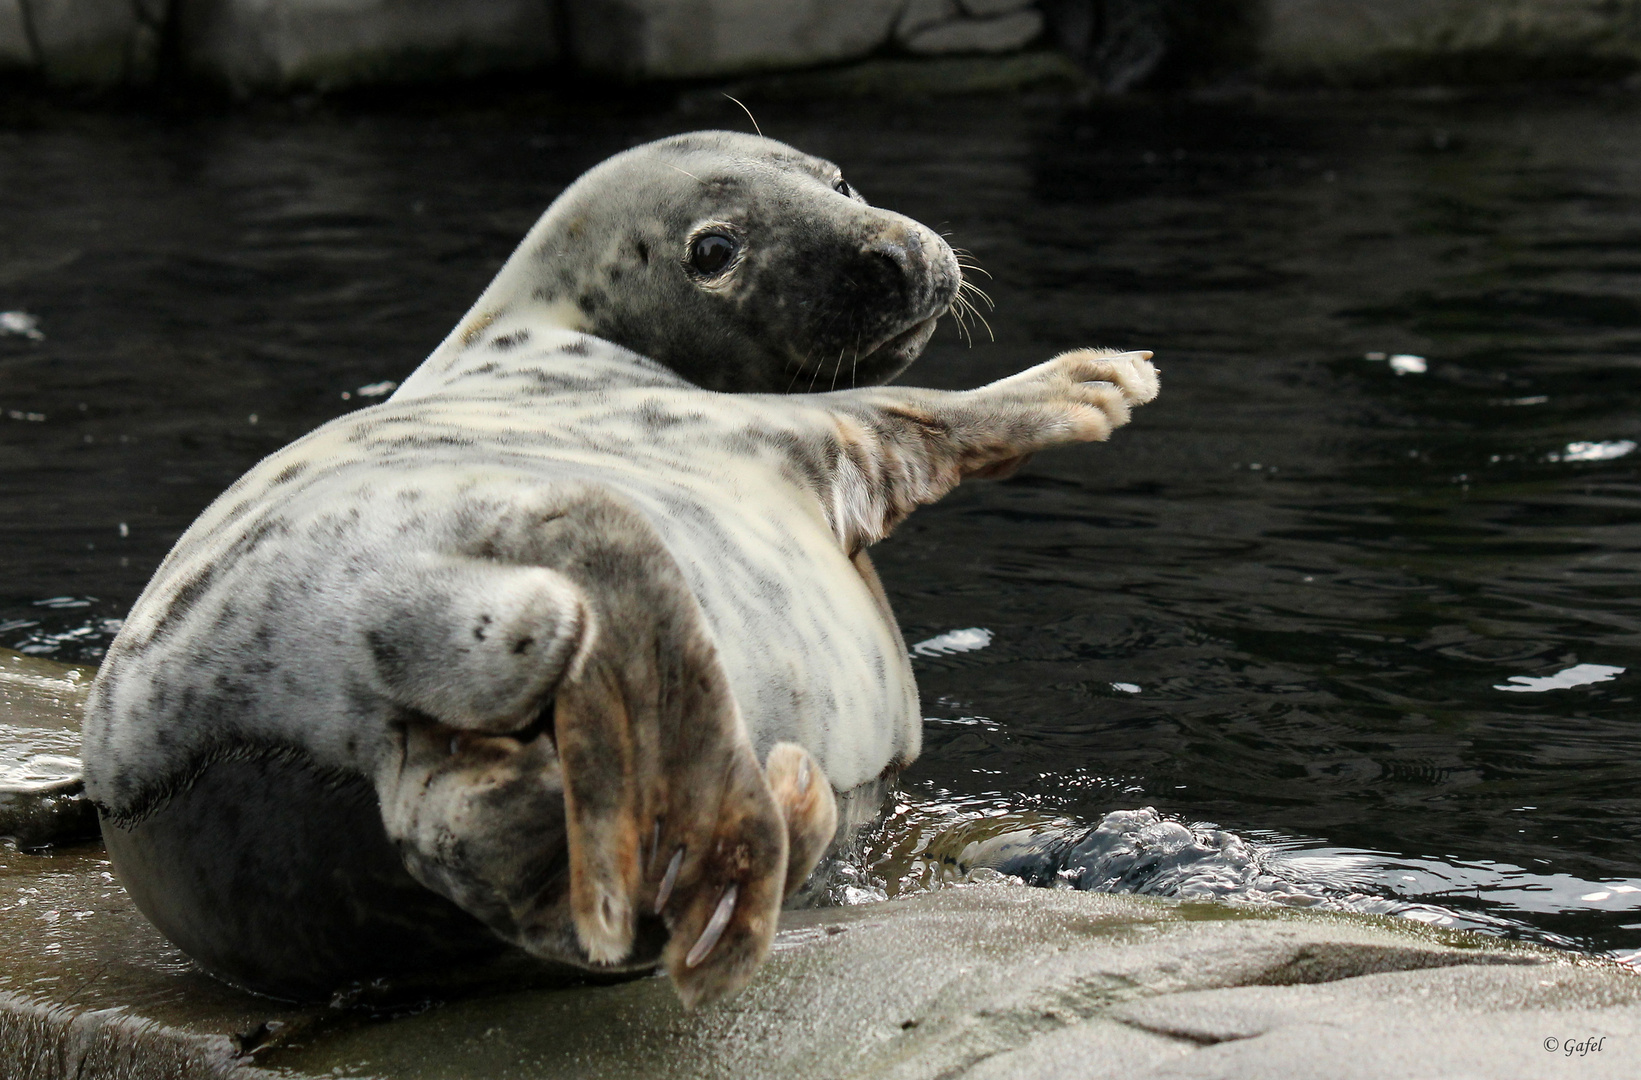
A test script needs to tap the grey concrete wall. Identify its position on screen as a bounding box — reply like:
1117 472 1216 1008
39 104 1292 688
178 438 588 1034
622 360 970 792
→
2 0 1632 95
1262 0 1641 83
1 3 1638 104
0 0 1059 90
176 0 561 94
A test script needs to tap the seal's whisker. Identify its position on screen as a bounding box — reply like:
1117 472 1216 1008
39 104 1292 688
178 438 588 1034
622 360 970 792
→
786 341 820 394
959 279 995 309
955 261 993 281
968 302 995 342
722 93 763 138
949 295 975 346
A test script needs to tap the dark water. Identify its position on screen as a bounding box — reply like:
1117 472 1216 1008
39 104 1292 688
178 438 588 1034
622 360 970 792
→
3 88 1640 966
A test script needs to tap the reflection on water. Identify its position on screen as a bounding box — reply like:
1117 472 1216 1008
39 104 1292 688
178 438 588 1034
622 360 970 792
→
3 88 1641 964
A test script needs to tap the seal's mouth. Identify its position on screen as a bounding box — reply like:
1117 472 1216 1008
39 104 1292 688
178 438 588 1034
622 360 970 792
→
861 314 940 368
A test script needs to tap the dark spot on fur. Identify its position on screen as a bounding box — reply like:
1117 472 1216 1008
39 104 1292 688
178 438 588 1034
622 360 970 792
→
576 293 596 315
512 636 534 655
235 517 291 560
636 400 685 431
560 339 590 357
150 565 217 641
271 462 308 486
491 331 530 351
474 614 492 642
635 239 650 265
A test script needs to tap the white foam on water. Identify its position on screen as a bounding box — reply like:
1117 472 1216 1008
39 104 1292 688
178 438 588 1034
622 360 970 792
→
911 627 993 658
1548 440 1636 463
1388 353 1427 374
0 310 43 340
1494 663 1624 693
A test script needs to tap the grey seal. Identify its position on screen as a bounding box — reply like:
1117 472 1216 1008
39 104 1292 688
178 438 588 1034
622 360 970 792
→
80 131 1160 1007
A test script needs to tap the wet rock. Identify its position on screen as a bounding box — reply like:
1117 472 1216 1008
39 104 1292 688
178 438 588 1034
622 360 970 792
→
3 652 1639 1078
4 853 1637 1080
176 0 560 93
565 0 902 79
1261 0 1641 84
0 649 98 850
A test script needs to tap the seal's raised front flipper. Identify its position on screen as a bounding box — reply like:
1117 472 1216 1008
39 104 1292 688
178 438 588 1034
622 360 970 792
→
799 349 1160 553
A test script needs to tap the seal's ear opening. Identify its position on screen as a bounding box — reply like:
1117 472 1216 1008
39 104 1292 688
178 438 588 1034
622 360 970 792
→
361 554 590 733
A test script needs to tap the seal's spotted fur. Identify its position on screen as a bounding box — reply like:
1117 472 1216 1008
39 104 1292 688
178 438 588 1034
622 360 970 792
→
81 132 1158 1006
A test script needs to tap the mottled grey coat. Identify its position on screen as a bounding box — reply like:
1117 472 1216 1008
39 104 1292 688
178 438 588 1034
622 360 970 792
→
80 131 1158 1007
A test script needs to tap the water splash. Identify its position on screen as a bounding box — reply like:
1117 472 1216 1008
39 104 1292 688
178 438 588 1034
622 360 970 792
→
1494 663 1624 693
910 627 993 658
1547 440 1635 463
0 311 43 340
821 789 1627 959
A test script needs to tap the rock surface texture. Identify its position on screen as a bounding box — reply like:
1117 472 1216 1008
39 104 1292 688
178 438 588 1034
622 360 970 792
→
3 1 1639 89
2 652 1638 1078
177 0 561 93
1262 0 1641 83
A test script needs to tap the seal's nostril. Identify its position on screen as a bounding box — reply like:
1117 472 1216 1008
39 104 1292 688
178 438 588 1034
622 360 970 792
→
867 240 912 275
865 242 914 296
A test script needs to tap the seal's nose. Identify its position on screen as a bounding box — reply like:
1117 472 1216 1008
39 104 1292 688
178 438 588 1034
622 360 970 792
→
864 220 956 316
865 226 923 280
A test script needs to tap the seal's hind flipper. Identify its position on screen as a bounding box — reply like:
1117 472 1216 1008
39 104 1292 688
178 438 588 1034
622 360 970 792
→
764 742 838 899
551 604 796 1005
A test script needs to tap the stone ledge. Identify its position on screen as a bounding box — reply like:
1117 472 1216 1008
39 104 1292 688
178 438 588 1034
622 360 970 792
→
3 653 1637 1079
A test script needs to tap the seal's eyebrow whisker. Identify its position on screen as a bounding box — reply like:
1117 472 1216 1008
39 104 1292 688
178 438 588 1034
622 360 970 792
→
721 94 764 139
665 162 706 184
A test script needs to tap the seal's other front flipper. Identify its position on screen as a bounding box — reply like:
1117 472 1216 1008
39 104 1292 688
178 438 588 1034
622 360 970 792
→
360 555 589 732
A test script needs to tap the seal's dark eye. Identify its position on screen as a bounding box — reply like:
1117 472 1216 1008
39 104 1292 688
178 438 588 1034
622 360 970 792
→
690 233 737 276
834 178 853 198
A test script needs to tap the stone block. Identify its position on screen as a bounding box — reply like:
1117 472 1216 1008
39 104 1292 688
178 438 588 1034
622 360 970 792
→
959 0 1038 16
565 0 903 79
0 0 167 85
896 0 1045 55
0 1 32 71
1261 0 1641 84
176 0 559 93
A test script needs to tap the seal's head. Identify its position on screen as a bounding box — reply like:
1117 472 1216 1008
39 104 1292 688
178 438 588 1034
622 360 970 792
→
466 130 962 392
